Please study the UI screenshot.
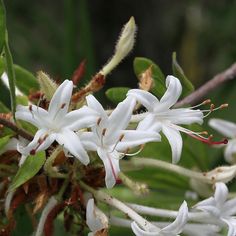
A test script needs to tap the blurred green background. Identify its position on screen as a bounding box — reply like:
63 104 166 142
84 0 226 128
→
4 0 236 90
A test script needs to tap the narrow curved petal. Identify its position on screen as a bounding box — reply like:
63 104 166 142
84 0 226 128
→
86 199 105 233
128 89 159 112
162 125 183 164
97 148 120 189
106 96 136 139
20 129 51 155
48 80 73 120
158 76 182 110
214 182 228 206
86 95 108 119
209 119 236 138
137 114 162 132
116 130 161 151
16 105 49 128
131 222 159 236
224 139 236 163
79 132 98 151
56 129 90 165
161 201 188 234
63 106 98 131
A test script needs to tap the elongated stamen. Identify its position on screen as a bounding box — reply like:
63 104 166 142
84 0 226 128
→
188 99 211 109
52 103 66 121
109 134 125 153
119 145 144 158
202 103 228 118
97 117 102 126
30 134 49 155
170 123 228 146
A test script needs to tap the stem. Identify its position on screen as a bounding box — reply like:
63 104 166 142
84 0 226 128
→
118 172 149 195
175 62 236 107
80 181 158 232
44 146 68 179
0 117 33 141
130 157 236 184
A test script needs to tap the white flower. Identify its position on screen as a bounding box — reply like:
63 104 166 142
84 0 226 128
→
128 76 203 163
16 80 98 165
86 198 108 236
80 95 160 188
209 118 236 163
195 182 236 236
131 201 188 236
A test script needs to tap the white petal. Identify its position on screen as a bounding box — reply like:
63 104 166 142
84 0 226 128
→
56 129 90 165
128 89 159 112
137 114 162 132
161 201 188 234
20 129 53 155
222 197 236 216
86 95 108 119
209 119 236 138
158 76 182 110
86 199 104 232
166 108 203 125
131 222 159 236
63 106 98 131
48 80 73 119
79 132 98 151
16 105 49 128
106 96 136 140
224 139 236 163
116 130 161 151
214 182 228 206
162 125 183 164
97 148 120 189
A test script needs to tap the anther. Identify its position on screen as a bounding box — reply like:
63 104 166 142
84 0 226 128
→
102 128 107 136
97 117 102 126
210 104 215 111
60 103 66 109
220 103 228 109
29 105 33 112
30 149 36 155
202 99 211 105
119 134 125 141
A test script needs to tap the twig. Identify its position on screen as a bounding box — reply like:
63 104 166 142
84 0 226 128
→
175 62 236 107
0 117 33 141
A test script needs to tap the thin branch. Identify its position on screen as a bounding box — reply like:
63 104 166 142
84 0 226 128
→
0 117 33 141
175 62 236 107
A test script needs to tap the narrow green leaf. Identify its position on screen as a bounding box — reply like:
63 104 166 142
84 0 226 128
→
133 57 166 97
172 52 194 97
10 151 46 191
0 0 6 52
0 135 11 150
0 56 4 75
14 65 39 95
4 31 16 118
106 87 130 104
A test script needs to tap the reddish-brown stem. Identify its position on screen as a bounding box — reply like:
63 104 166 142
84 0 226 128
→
0 117 33 141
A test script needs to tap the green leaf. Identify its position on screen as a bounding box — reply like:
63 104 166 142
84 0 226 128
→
106 87 130 104
3 31 16 119
0 135 11 150
16 95 29 106
0 56 4 75
10 151 46 191
14 65 39 95
0 0 6 53
133 57 166 97
172 52 194 97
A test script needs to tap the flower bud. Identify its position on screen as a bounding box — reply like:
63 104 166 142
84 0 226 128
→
100 17 137 76
37 71 58 100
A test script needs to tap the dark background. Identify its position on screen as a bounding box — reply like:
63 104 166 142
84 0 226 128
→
4 0 236 93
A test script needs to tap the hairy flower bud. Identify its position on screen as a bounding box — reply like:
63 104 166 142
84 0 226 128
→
100 17 137 76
